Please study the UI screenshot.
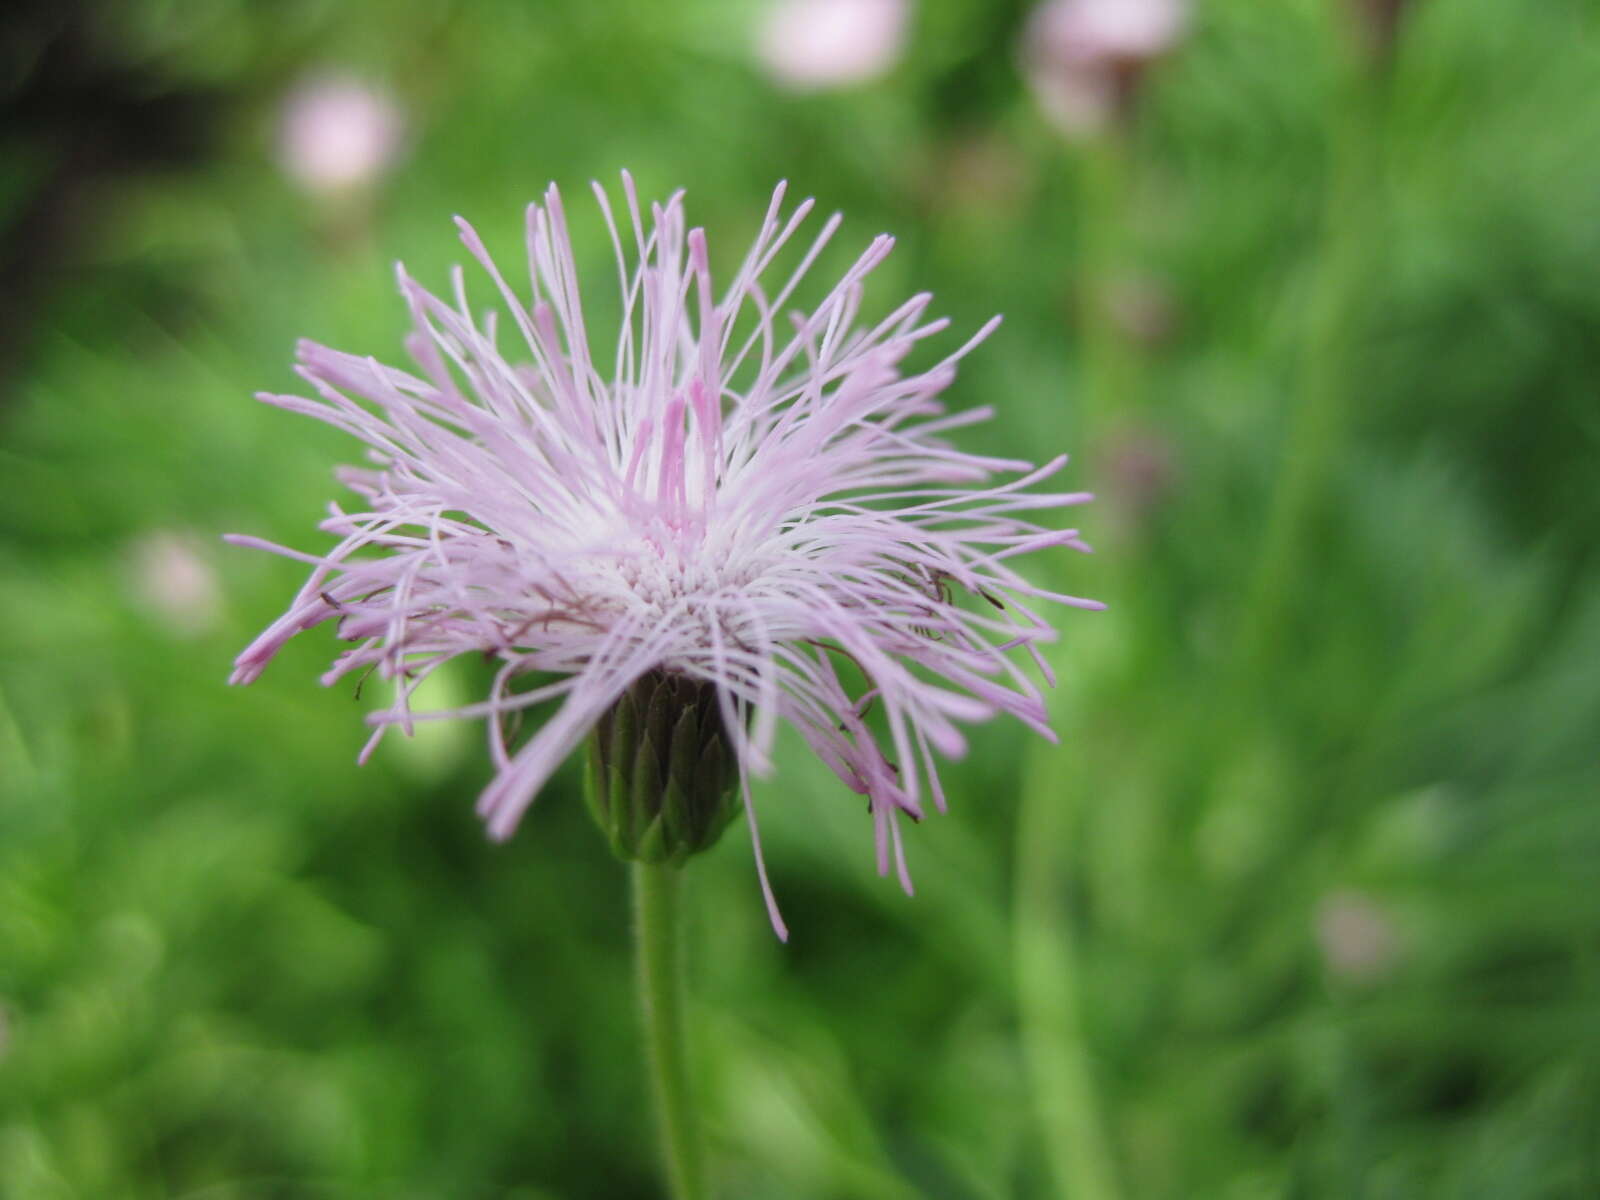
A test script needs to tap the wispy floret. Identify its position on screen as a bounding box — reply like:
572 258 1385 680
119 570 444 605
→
229 174 1099 937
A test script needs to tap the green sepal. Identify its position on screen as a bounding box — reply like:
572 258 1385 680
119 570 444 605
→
583 670 742 865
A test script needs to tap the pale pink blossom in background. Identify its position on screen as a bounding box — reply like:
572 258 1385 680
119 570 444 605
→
758 0 911 91
1103 423 1177 539
277 73 404 195
1021 0 1188 137
130 531 222 636
1316 889 1403 985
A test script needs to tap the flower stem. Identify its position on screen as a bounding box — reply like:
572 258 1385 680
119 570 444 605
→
1077 131 1138 447
1238 52 1384 680
1015 746 1120 1200
633 861 705 1200
1009 123 1140 1200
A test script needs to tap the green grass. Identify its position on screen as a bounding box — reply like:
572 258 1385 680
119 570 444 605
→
2 0 1599 1196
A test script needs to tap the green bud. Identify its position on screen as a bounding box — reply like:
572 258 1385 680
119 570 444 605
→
584 670 741 866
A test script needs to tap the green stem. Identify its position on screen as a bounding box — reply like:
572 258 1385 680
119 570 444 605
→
633 861 705 1200
1155 38 1388 840
1077 131 1138 449
1007 126 1141 1200
1015 743 1121 1200
1238 56 1384 679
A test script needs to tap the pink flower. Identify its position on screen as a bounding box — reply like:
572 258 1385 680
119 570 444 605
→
130 531 223 636
1021 0 1188 137
230 175 1098 937
1316 889 1403 985
277 73 403 195
757 0 910 91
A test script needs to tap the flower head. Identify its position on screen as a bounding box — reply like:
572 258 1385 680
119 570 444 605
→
1021 0 1187 137
1316 889 1403 985
229 175 1099 938
277 72 404 196
756 0 911 92
130 530 223 636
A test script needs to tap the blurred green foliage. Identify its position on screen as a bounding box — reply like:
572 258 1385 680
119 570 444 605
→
3 0 1599 1196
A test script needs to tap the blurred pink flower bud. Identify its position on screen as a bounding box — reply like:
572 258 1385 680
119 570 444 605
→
1102 423 1177 540
1104 272 1178 348
130 531 222 637
758 0 911 91
277 73 404 195
1347 0 1414 64
1021 0 1188 137
1315 889 1402 985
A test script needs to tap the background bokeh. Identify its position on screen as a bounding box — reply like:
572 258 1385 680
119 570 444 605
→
3 1 1599 1196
